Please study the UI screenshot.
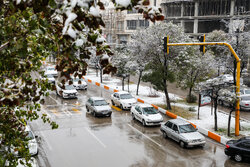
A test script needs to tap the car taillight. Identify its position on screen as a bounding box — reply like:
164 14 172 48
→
245 104 249 106
226 144 230 149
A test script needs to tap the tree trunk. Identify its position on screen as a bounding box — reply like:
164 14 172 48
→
100 68 103 83
214 98 218 131
122 77 125 91
127 74 130 92
188 86 193 102
163 79 171 110
136 71 142 95
228 108 234 136
96 68 98 77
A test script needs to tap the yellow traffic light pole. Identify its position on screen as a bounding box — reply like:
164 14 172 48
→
166 38 241 136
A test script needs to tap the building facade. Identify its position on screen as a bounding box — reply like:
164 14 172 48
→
160 0 250 34
101 0 162 46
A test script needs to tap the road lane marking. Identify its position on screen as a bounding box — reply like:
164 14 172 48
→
72 108 81 114
63 110 72 116
51 110 60 116
85 127 106 148
111 105 121 111
49 95 60 105
127 124 163 148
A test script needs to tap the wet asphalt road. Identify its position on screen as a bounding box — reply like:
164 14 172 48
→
29 84 250 167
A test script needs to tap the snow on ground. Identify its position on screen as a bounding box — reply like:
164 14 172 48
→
86 69 250 138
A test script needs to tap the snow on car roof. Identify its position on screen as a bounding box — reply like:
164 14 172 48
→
136 103 153 108
116 91 131 95
169 119 190 125
90 97 105 101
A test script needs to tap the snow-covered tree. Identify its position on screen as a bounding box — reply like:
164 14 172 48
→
197 77 234 131
176 49 216 103
129 22 191 110
206 30 231 76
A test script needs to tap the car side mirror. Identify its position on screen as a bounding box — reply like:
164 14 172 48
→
138 112 142 115
35 135 38 138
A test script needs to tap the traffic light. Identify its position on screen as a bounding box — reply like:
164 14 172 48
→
163 37 168 53
197 34 205 54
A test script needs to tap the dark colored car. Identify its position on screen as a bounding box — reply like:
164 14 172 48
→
224 136 250 162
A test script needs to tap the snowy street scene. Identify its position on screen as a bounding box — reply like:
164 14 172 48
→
1 0 250 167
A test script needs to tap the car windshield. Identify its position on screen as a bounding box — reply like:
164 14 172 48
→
47 67 55 71
94 100 108 106
26 131 34 140
241 96 250 101
65 85 75 90
179 124 196 133
245 90 250 94
142 107 158 114
120 94 133 99
45 74 53 78
73 78 84 82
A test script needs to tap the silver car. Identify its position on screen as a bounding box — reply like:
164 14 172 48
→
86 97 112 117
160 119 206 148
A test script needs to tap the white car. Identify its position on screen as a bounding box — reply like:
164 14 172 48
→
9 126 38 157
56 82 78 99
45 66 58 77
25 126 38 156
160 119 206 148
42 74 55 84
71 77 87 90
240 88 250 95
86 97 112 117
240 95 250 111
111 91 137 110
6 157 39 167
216 74 243 85
131 103 163 126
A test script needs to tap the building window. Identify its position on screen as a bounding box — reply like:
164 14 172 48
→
139 20 149 28
118 35 128 44
117 21 124 31
127 20 137 30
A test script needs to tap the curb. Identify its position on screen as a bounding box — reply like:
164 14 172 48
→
82 76 230 145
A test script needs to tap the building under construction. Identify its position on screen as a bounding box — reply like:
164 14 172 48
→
161 0 250 34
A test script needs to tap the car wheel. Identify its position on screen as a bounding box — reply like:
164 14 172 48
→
120 104 124 110
111 100 115 106
162 132 167 138
180 141 185 148
142 120 146 126
234 154 243 162
86 107 89 112
108 113 112 117
132 113 136 120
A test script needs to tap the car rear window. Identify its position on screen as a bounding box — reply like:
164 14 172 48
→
94 100 108 106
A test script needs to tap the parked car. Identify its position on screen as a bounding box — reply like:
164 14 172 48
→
131 104 163 126
8 126 38 157
224 136 250 162
86 97 112 117
240 95 250 111
218 94 250 111
56 82 78 99
71 77 87 90
216 74 243 85
111 91 137 110
25 126 38 156
160 119 206 148
44 66 58 77
5 157 39 167
240 88 250 95
42 74 55 84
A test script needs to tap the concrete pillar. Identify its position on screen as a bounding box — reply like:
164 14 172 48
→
229 0 235 33
180 2 184 27
193 1 199 34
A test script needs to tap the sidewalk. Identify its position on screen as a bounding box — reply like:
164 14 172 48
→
85 69 250 143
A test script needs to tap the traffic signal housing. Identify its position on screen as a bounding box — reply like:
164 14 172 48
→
197 34 205 54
